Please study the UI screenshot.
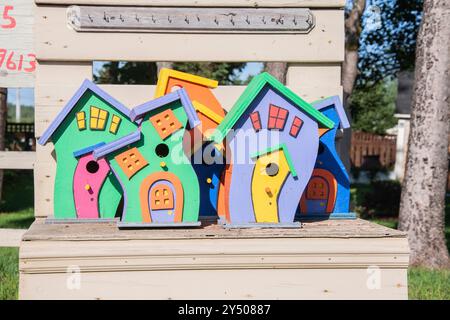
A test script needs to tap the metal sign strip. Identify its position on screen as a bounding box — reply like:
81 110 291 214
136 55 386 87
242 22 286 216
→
67 6 315 34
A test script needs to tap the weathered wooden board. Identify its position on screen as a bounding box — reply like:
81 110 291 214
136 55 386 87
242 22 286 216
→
19 219 408 299
35 6 344 62
19 268 408 299
68 7 315 33
0 0 35 87
35 0 347 8
0 151 35 169
23 218 406 240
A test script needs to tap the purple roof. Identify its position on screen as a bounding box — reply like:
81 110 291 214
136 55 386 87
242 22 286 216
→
130 88 200 129
312 96 350 129
93 130 141 160
38 79 132 145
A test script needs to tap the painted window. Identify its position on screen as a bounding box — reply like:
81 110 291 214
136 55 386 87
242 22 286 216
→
268 104 289 130
114 147 148 179
250 111 262 131
90 106 109 130
150 185 174 210
109 115 121 134
289 116 303 138
149 109 183 140
76 112 86 130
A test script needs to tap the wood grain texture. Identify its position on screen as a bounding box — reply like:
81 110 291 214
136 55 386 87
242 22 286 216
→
19 268 408 299
35 6 344 62
35 0 347 8
0 0 35 87
23 218 406 240
0 151 35 169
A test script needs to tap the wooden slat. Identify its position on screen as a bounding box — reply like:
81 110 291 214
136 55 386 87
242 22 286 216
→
287 63 341 89
35 0 347 8
0 151 35 169
23 218 407 241
0 0 35 87
34 162 55 217
35 6 344 62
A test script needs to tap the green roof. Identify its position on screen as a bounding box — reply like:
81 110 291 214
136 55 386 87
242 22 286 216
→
210 72 334 144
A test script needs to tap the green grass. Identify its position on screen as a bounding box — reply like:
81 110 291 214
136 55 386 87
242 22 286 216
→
0 170 34 229
408 268 450 300
0 208 34 229
0 247 19 300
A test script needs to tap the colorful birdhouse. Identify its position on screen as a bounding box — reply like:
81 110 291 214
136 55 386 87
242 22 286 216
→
38 80 138 220
298 96 355 219
155 68 227 219
93 88 201 227
210 72 334 227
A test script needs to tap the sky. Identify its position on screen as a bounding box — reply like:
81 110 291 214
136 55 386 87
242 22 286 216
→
8 62 264 108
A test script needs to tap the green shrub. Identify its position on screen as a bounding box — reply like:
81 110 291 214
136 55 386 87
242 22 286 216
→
351 180 402 219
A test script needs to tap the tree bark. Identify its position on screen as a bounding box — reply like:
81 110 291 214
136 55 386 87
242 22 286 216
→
265 62 287 84
342 0 366 103
398 0 450 268
0 88 7 202
156 62 174 75
341 0 366 172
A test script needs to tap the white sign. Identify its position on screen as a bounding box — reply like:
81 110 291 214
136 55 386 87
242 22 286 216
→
0 0 35 88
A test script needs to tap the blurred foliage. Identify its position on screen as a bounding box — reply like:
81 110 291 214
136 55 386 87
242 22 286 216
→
94 61 158 84
351 180 402 219
349 79 397 134
172 62 246 85
94 61 247 85
0 171 34 213
7 103 34 123
357 0 423 86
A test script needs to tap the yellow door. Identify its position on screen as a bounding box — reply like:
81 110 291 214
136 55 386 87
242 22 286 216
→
251 149 291 223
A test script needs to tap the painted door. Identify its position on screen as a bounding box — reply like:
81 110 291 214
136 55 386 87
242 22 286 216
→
251 149 290 223
149 181 177 223
140 172 184 223
73 154 111 219
300 169 337 214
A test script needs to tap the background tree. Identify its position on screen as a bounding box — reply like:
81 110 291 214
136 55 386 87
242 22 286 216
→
264 62 287 84
0 88 6 201
398 0 450 268
94 62 158 84
350 80 397 134
172 62 246 85
357 0 423 86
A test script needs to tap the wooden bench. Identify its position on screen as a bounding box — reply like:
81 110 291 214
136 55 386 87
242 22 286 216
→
19 219 409 299
19 0 410 299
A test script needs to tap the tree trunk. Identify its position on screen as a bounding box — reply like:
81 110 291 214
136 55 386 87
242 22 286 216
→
398 0 450 268
0 88 7 202
340 0 366 172
156 62 174 75
265 62 287 84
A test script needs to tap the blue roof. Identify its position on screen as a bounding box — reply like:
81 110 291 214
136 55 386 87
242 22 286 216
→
93 130 141 160
130 88 200 129
73 142 106 158
312 96 350 129
38 79 133 145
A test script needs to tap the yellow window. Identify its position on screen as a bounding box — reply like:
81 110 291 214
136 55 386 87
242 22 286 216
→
76 112 86 130
109 115 122 134
90 106 109 130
